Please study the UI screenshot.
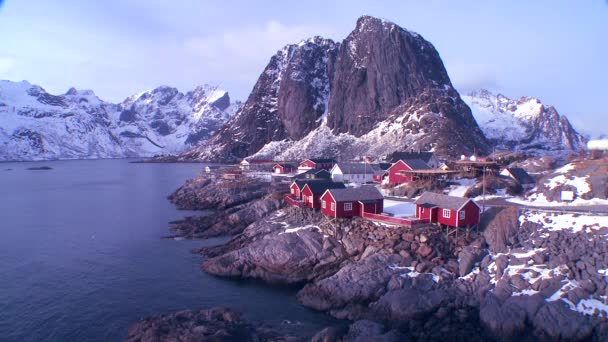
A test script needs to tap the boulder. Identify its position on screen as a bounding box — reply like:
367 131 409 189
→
479 293 526 336
482 207 520 253
532 300 594 340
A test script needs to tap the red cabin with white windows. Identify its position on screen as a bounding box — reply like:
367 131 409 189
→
301 182 346 209
274 163 295 174
320 186 384 218
298 158 336 172
415 192 480 228
387 159 430 184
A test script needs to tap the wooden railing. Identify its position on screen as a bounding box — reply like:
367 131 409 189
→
284 195 304 207
361 211 429 226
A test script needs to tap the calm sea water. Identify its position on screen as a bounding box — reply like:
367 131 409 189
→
0 159 336 341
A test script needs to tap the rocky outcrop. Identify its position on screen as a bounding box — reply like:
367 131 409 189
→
167 174 285 238
533 158 608 202
182 16 490 162
481 207 520 253
127 307 295 342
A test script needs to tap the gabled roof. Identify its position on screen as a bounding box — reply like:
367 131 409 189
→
275 163 295 169
389 151 435 164
326 186 383 202
506 167 535 185
306 158 337 164
294 169 331 180
391 159 430 170
333 163 376 174
415 192 478 211
304 181 346 195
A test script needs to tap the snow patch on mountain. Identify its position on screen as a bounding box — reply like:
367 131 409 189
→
0 80 238 161
463 90 586 153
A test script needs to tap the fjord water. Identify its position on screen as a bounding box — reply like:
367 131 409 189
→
0 160 334 341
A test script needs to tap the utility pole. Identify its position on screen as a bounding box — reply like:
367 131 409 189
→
482 166 486 213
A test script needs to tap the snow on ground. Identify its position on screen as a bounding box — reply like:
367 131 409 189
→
389 265 441 283
507 194 608 207
448 178 476 197
383 199 415 218
520 211 608 234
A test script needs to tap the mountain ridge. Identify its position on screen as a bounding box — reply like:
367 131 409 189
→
0 80 239 161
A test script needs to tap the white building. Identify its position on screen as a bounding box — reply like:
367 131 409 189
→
330 163 378 184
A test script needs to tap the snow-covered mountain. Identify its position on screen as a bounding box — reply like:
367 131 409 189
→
463 90 586 153
0 80 238 161
181 16 490 163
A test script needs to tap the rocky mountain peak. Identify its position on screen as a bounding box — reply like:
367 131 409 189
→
463 90 586 153
183 16 490 162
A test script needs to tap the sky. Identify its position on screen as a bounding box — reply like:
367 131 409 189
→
0 0 607 136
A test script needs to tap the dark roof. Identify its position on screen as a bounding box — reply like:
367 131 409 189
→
294 169 331 180
275 163 295 168
333 163 376 174
506 168 535 185
395 159 431 170
377 163 392 171
389 151 435 164
327 186 383 202
308 158 337 164
415 192 476 211
293 179 333 190
305 181 346 194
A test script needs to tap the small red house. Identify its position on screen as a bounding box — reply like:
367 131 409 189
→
388 159 430 184
298 158 336 172
320 186 384 218
415 192 480 228
301 182 346 209
274 163 295 174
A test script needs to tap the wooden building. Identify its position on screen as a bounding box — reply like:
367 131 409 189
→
321 186 384 218
294 168 332 180
298 158 337 172
500 167 535 190
330 163 377 184
415 192 480 228
387 151 441 169
387 159 430 184
301 182 346 209
273 163 295 174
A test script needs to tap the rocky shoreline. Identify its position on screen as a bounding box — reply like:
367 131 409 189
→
131 173 608 341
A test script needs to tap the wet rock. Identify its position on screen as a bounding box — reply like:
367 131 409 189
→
479 293 526 337
371 287 449 321
532 300 594 340
127 307 294 342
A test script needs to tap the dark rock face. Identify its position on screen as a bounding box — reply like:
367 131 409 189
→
327 16 451 136
184 16 489 162
127 307 294 342
183 37 337 161
481 207 520 253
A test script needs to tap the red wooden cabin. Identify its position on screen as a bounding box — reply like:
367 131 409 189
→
320 186 384 218
298 158 337 172
273 163 295 174
301 182 346 209
388 159 430 184
415 192 480 228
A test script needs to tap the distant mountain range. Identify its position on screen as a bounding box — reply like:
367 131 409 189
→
0 80 239 161
463 90 586 153
0 16 587 162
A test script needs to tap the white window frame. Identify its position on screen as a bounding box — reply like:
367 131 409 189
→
303 195 307 203
309 196 314 204
291 188 295 195
331 202 335 211
344 202 352 211
322 200 326 209
459 210 465 220
443 209 451 218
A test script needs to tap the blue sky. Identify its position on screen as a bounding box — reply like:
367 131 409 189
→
0 0 606 136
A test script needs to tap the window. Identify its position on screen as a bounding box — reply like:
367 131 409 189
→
303 195 307 203
331 202 335 211
443 209 451 218
291 188 295 195
322 200 326 209
344 202 352 211
309 196 314 204
459 210 465 220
